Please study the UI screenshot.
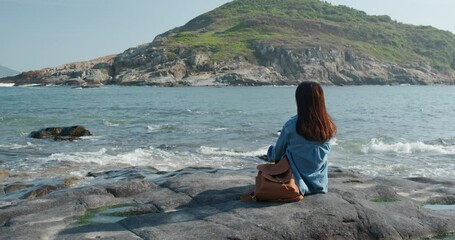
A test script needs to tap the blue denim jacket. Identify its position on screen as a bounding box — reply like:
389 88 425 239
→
267 115 331 195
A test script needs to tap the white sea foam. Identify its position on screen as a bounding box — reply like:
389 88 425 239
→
210 128 229 131
0 142 38 150
0 83 14 87
361 138 455 154
80 135 101 140
146 125 160 132
348 163 410 177
18 84 41 87
184 109 206 114
46 148 166 167
146 124 175 132
103 119 119 127
348 161 455 178
198 146 269 157
41 145 259 172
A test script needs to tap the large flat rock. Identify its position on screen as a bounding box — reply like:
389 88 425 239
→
0 167 454 239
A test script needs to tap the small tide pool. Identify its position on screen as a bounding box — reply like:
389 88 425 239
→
90 206 136 223
422 204 455 211
79 205 137 224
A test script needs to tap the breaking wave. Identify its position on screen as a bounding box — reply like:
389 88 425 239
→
103 119 120 127
40 145 266 173
198 146 269 157
361 138 455 155
0 142 39 150
0 83 15 87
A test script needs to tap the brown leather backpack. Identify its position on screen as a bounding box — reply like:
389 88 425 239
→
241 157 304 202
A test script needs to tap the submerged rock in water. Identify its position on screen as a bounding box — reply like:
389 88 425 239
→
24 185 58 200
29 125 91 140
1 177 82 201
0 167 454 239
86 167 159 181
0 169 10 181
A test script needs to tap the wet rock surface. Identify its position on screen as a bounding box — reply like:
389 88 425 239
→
29 125 92 140
0 166 454 240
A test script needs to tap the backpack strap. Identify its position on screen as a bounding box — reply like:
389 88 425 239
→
257 157 291 175
260 169 293 183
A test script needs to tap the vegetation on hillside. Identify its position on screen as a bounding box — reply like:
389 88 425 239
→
164 0 455 71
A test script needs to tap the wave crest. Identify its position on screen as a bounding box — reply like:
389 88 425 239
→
103 119 119 127
147 124 175 132
41 145 266 172
198 146 268 157
361 138 455 154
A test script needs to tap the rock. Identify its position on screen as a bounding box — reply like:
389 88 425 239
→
63 177 81 188
3 183 34 194
86 167 157 181
0 167 453 239
29 125 91 140
187 53 210 68
0 55 115 86
105 181 157 198
0 169 10 181
24 185 58 200
3 178 80 201
2 34 454 87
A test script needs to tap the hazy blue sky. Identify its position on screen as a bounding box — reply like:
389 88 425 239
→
1 0 454 72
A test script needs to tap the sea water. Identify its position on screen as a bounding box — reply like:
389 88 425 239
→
0 85 454 187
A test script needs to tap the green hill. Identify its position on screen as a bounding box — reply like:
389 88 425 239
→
2 0 455 86
168 0 455 71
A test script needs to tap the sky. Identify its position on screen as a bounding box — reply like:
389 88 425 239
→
1 0 454 72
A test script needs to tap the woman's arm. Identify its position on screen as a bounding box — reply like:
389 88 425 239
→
267 125 288 162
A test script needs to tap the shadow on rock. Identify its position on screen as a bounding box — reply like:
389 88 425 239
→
21 167 455 240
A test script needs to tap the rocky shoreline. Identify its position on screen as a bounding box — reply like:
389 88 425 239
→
1 36 455 87
0 165 454 239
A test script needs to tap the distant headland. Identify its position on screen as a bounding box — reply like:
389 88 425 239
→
1 0 455 86
0 65 20 78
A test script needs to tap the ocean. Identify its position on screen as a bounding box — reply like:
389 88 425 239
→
1 85 454 193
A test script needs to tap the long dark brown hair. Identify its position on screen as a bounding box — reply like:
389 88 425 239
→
295 81 336 142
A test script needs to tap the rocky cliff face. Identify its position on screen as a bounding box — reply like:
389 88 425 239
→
0 55 115 86
108 35 287 86
251 41 454 85
1 35 454 86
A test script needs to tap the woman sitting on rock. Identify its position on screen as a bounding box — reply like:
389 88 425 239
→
267 81 337 195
